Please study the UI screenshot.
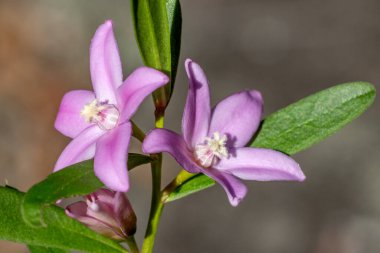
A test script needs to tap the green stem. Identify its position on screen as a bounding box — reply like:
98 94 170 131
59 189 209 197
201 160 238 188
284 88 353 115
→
154 109 165 129
141 110 165 253
141 182 164 253
126 236 140 253
131 120 146 142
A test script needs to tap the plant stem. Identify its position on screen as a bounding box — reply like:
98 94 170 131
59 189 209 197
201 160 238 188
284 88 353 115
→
141 184 164 253
126 236 140 253
154 109 165 129
131 120 146 142
141 110 165 253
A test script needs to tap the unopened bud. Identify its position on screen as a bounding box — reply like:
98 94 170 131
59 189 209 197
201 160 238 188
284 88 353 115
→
65 188 136 240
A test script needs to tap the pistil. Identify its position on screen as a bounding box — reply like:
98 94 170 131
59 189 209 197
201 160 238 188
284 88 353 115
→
194 132 229 167
80 99 120 130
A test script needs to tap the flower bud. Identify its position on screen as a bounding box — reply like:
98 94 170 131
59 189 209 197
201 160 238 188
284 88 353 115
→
65 188 136 240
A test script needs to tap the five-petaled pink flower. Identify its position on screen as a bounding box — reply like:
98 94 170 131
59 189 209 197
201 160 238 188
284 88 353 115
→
54 20 169 191
142 59 305 206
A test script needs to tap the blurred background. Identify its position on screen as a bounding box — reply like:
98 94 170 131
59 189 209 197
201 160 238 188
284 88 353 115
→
0 0 379 252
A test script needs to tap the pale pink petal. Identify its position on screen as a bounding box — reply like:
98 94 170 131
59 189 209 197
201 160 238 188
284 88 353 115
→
65 202 113 229
66 202 119 240
86 203 119 228
54 90 96 138
209 90 263 148
86 222 121 240
142 128 201 173
114 192 128 217
182 59 211 149
86 190 117 227
215 147 306 181
117 67 169 121
54 125 104 172
200 167 247 206
94 122 131 192
94 188 115 205
90 20 122 104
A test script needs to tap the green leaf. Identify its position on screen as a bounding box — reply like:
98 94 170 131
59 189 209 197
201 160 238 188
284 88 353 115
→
166 82 376 202
165 174 215 203
166 0 182 92
0 187 127 253
131 0 182 108
251 82 376 154
128 153 154 169
21 153 151 227
28 245 68 253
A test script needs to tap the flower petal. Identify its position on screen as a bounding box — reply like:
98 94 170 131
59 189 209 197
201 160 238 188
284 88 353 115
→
54 90 96 138
90 20 122 104
114 192 131 218
94 122 131 192
66 203 121 240
94 188 115 205
66 202 115 230
209 90 263 148
200 167 247 206
86 203 119 229
216 147 306 181
65 201 87 218
182 59 211 148
86 222 122 241
142 128 200 173
54 125 104 172
117 67 169 121
114 192 136 236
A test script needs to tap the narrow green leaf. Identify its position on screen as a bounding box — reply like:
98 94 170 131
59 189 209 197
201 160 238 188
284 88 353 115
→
21 153 152 227
131 0 170 107
165 174 215 202
166 0 182 92
128 153 154 169
167 82 376 202
0 187 127 253
28 245 68 253
131 0 181 108
251 82 376 154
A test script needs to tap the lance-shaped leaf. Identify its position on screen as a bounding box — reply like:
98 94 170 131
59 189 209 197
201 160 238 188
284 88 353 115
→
131 0 182 108
165 174 215 203
21 153 151 227
0 187 127 253
166 82 376 202
28 245 68 253
251 82 376 154
166 0 182 92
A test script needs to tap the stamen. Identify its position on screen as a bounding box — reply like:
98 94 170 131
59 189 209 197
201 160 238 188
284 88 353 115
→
194 132 229 167
80 99 120 130
86 195 100 212
88 202 100 212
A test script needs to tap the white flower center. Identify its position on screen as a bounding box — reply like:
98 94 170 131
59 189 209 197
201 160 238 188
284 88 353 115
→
80 99 119 130
194 132 229 167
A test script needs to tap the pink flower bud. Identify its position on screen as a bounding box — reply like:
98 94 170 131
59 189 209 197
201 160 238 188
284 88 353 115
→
65 188 136 240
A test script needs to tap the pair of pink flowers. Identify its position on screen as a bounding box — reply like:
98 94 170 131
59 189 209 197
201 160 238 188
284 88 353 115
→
54 20 305 208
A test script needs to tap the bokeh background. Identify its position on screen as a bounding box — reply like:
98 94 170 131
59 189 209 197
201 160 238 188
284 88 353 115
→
0 0 379 252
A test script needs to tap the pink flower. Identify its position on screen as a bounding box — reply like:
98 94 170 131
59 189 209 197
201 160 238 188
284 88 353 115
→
66 189 136 240
54 20 169 191
142 59 305 206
